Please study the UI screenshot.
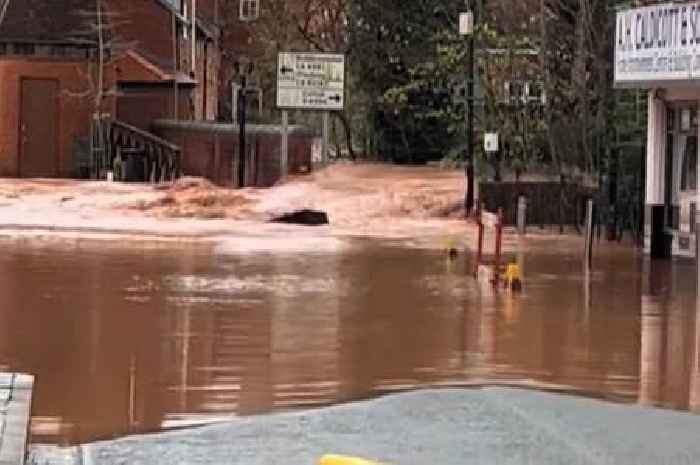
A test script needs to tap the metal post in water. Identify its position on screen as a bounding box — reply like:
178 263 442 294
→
281 109 289 180
231 81 239 126
494 208 503 285
128 354 136 432
322 111 330 165
475 203 485 276
238 78 247 188
517 195 527 235
584 198 594 270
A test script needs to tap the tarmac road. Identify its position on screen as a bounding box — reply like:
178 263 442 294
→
31 387 700 465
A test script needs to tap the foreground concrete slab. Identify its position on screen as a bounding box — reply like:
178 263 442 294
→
0 374 34 465
31 387 700 465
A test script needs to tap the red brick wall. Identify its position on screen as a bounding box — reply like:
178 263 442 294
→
0 58 96 177
154 123 313 187
117 86 178 131
196 0 219 26
108 0 221 121
108 0 176 70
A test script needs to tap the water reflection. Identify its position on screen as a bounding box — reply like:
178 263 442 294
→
639 259 697 410
690 288 700 413
0 237 696 445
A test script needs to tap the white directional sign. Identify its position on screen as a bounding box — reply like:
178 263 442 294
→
277 52 345 111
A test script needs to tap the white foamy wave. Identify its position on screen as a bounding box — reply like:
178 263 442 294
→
214 235 347 255
164 274 342 297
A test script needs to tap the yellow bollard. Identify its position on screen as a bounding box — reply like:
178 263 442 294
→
320 455 383 465
504 262 522 291
443 238 459 259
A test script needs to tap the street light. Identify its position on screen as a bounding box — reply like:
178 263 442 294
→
459 6 476 216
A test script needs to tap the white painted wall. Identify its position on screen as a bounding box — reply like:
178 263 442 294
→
646 91 667 206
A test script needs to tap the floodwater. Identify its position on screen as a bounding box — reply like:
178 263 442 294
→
0 234 697 446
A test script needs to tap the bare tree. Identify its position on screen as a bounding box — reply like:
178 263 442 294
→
219 0 358 157
68 0 134 111
293 0 357 159
0 0 10 26
65 0 135 178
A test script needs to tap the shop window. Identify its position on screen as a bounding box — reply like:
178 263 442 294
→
691 203 696 233
164 0 182 11
240 0 259 21
667 108 675 132
681 136 697 191
669 206 680 230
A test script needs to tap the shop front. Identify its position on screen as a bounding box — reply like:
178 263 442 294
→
616 2 700 259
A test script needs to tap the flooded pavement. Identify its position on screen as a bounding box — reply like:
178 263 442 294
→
0 234 696 446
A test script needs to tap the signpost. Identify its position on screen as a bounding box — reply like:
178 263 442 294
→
277 52 345 111
277 52 346 176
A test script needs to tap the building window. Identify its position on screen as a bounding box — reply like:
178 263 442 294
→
163 0 182 11
691 203 696 234
667 108 675 132
182 2 189 39
681 135 698 192
240 0 259 21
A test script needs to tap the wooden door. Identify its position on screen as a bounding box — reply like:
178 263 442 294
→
19 79 59 177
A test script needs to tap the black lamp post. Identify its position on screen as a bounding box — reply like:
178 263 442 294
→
235 61 255 188
460 4 477 216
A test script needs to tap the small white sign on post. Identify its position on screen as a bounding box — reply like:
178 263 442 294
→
277 52 345 111
459 11 474 36
482 211 499 229
484 132 499 153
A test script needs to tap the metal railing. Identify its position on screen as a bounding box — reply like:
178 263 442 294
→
91 117 182 183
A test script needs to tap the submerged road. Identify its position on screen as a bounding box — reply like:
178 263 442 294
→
32 388 700 465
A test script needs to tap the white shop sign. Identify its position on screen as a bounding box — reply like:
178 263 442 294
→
615 2 700 86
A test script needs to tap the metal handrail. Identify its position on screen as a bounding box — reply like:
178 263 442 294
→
107 119 181 153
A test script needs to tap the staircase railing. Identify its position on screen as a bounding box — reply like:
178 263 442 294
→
91 117 182 183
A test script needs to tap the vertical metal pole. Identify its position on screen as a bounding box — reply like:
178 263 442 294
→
475 203 484 276
465 2 476 216
281 109 289 180
585 198 594 270
238 82 247 188
128 354 136 432
322 111 330 165
517 195 527 235
231 82 238 125
494 208 503 285
191 0 197 74
172 11 179 120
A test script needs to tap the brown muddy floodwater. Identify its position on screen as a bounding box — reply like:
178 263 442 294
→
0 234 697 446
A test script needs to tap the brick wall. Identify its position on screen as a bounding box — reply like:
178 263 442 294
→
109 0 176 70
110 0 220 121
0 58 97 177
154 121 313 187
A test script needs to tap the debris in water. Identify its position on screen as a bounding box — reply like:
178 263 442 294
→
272 209 330 226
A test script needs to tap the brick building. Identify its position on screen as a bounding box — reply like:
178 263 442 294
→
0 0 220 178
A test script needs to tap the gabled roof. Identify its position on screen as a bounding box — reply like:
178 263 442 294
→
114 50 197 85
0 0 217 44
0 0 87 43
